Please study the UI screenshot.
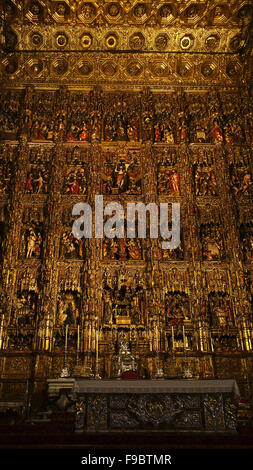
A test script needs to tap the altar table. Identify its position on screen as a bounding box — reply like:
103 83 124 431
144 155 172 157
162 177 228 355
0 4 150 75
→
47 379 240 433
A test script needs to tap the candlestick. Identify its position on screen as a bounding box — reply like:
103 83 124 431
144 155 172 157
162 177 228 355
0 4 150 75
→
88 323 91 350
92 324 95 352
239 328 244 351
60 324 70 378
149 330 152 352
0 314 4 349
247 329 252 350
172 326 175 350
84 323 87 351
164 330 168 351
77 324 80 352
94 328 101 379
154 325 164 380
76 324 80 367
183 325 186 350
42 327 45 350
49 326 53 352
199 321 203 351
96 330 99 363
45 316 50 351
182 324 192 379
65 324 68 350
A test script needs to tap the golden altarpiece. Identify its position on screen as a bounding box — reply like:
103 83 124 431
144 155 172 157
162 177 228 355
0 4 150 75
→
0 0 252 413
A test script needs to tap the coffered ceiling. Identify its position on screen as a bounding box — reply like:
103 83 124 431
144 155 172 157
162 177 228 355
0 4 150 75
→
1 1 252 87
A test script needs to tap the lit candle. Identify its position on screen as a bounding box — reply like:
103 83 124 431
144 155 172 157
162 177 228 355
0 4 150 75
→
199 321 203 351
156 326 159 351
45 316 50 350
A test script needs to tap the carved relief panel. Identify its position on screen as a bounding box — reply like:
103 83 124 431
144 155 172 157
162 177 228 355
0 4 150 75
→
62 146 89 196
165 291 191 327
102 268 146 326
152 92 180 144
103 93 140 142
157 148 180 196
102 232 143 262
13 268 40 329
25 146 52 195
30 90 58 141
0 145 17 195
208 291 234 328
239 220 253 262
60 205 86 260
185 92 223 144
100 147 142 196
228 147 252 197
190 148 218 198
199 208 225 261
56 268 82 327
220 91 245 144
0 90 22 140
66 92 90 142
19 206 45 259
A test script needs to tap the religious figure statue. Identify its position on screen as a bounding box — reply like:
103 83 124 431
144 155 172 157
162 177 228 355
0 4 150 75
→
57 292 79 326
126 239 142 260
158 165 180 196
194 164 217 196
201 223 224 260
165 292 190 327
61 230 84 259
209 293 233 327
230 166 253 196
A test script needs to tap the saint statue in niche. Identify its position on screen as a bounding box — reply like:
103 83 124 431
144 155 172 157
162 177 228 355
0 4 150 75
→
57 292 80 326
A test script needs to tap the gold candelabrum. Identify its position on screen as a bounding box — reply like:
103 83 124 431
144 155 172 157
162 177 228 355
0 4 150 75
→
72 313 102 379
60 324 70 378
73 319 93 378
0 314 5 350
94 327 102 380
72 323 86 377
46 311 253 381
154 323 165 379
